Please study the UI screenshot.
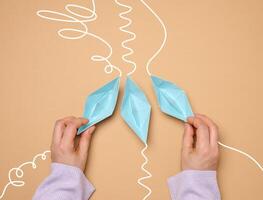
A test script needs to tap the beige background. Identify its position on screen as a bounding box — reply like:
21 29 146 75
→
0 0 263 199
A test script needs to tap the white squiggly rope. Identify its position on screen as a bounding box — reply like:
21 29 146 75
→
114 1 152 198
0 150 51 199
114 0 136 76
137 143 152 200
139 0 167 76
140 0 263 173
36 0 122 76
218 142 263 171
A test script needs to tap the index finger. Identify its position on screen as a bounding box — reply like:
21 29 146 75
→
52 116 75 146
182 123 195 152
188 116 210 149
195 114 219 147
61 117 89 148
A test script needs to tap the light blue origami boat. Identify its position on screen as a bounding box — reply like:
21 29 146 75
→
121 77 151 144
77 77 120 135
151 75 193 122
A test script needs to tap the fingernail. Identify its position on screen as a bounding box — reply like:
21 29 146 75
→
187 116 193 121
89 126 95 132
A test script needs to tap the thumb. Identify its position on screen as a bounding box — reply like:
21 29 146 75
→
78 126 96 157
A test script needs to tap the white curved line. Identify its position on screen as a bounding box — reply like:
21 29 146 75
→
139 0 262 173
137 143 152 200
36 0 122 76
139 0 167 76
218 141 263 171
114 0 137 76
0 150 51 199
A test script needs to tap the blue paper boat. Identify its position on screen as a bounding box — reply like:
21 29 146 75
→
77 77 120 135
151 75 193 122
121 78 151 144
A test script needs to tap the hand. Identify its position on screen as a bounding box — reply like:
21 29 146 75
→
51 116 96 171
181 114 219 171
